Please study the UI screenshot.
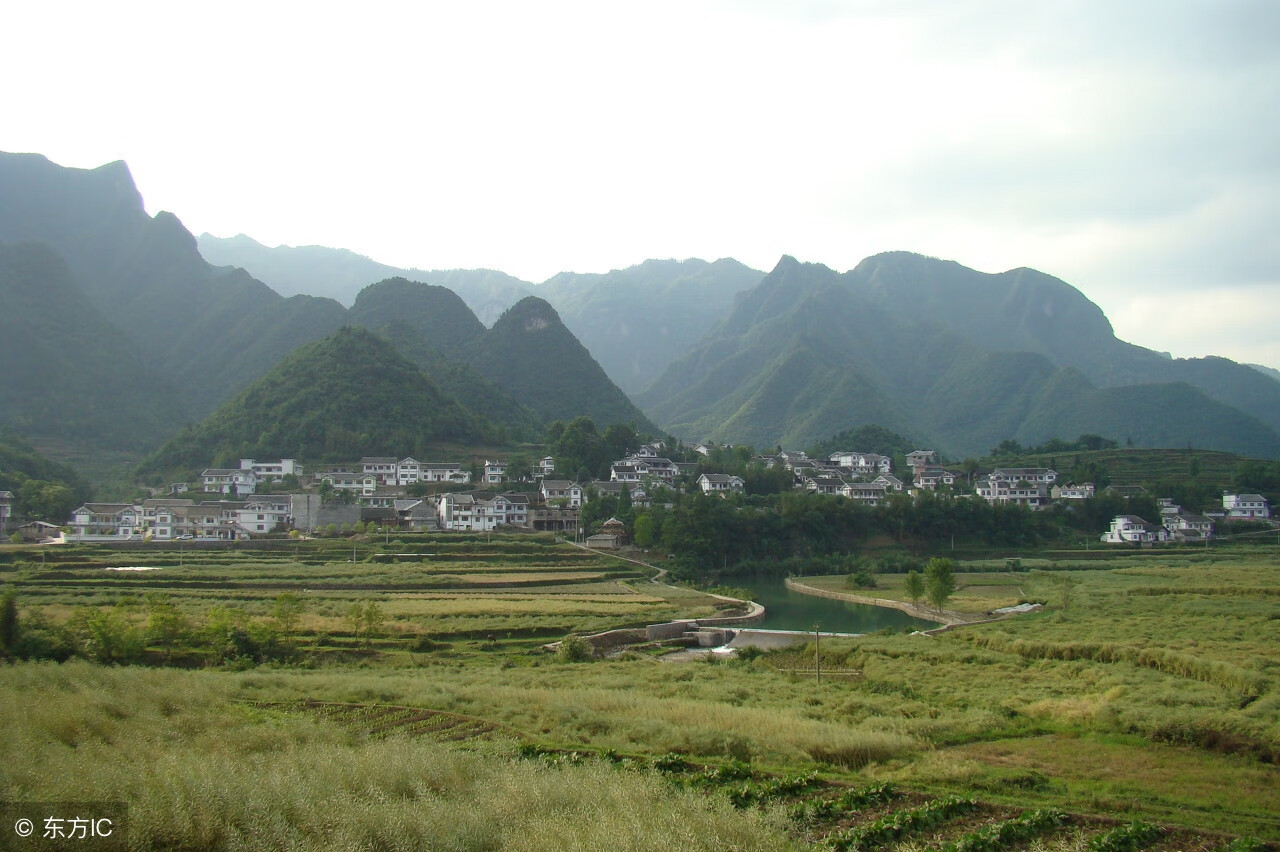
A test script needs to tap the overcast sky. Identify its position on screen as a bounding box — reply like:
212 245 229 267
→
5 0 1278 368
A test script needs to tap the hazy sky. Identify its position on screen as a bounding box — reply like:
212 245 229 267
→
6 0 1279 367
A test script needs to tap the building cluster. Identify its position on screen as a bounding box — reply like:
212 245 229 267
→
1101 494 1271 544
6 442 1268 546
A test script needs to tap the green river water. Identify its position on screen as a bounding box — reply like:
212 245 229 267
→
724 575 936 634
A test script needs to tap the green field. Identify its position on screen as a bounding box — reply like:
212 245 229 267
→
2 536 1278 848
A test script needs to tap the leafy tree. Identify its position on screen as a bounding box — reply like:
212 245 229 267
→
346 601 385 646
76 607 144 664
903 571 925 608
0 587 19 653
632 512 657 547
924 557 956 610
272 593 305 638
557 634 593 662
145 593 190 661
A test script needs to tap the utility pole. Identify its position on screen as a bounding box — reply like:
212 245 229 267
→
814 623 821 686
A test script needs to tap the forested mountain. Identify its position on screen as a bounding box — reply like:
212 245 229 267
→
9 151 1279 463
198 237 764 394
0 427 93 521
639 255 1280 457
137 327 486 475
0 241 185 450
347 279 542 439
468 298 659 432
538 258 764 393
0 153 654 459
0 153 351 421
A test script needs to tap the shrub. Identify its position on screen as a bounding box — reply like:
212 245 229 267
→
557 634 594 663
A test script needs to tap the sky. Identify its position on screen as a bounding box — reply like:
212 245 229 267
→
5 0 1279 368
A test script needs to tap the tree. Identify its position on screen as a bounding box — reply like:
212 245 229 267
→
903 571 925 608
272 593 304 638
145 593 190 662
632 512 657 548
0 587 19 653
924 557 956 611
347 601 385 646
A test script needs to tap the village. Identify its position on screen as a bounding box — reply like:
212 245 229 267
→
4 442 1270 547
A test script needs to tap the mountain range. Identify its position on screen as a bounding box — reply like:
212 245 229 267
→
0 153 652 466
3 150 1280 466
198 233 765 395
636 254 1280 457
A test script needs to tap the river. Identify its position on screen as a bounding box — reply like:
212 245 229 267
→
724 575 935 634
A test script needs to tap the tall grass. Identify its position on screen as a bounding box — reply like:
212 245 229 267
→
0 661 794 850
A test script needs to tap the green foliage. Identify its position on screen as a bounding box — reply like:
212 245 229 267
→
272 593 304 637
0 427 92 519
346 601 385 646
826 796 979 851
925 557 956 610
943 808 1067 852
903 571 925 607
1086 821 1163 852
556 634 594 663
138 327 485 477
0 587 18 653
468 298 658 432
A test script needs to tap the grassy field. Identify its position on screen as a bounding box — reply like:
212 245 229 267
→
2 536 1278 848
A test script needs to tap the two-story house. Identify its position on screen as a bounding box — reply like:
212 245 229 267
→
540 480 586 507
1103 515 1172 544
1223 493 1271 519
697 473 745 495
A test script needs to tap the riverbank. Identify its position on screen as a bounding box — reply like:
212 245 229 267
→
784 577 982 627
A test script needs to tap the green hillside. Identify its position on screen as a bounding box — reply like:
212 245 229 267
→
0 242 186 450
641 254 1280 457
468 297 659 432
137 327 485 476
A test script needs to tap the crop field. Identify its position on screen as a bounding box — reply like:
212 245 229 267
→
0 534 728 643
2 537 1279 848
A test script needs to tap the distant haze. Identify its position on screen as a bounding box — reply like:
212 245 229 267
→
4 0 1277 368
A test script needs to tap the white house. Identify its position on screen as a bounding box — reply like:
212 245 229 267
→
435 491 529 531
0 490 13 533
540 480 586 507
238 458 302 481
235 499 291 535
828 452 893 475
989 468 1058 485
841 482 889 505
70 503 141 539
362 457 400 484
318 469 379 496
1103 515 1172 544
536 456 557 477
201 468 257 496
873 474 905 492
484 460 507 484
1051 483 1096 500
1223 493 1271 519
698 473 745 495
422 462 471 484
1163 513 1214 541
906 450 937 469
913 467 960 490
396 457 423 485
976 477 1050 508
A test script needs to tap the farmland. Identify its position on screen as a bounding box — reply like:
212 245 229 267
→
2 535 1279 848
